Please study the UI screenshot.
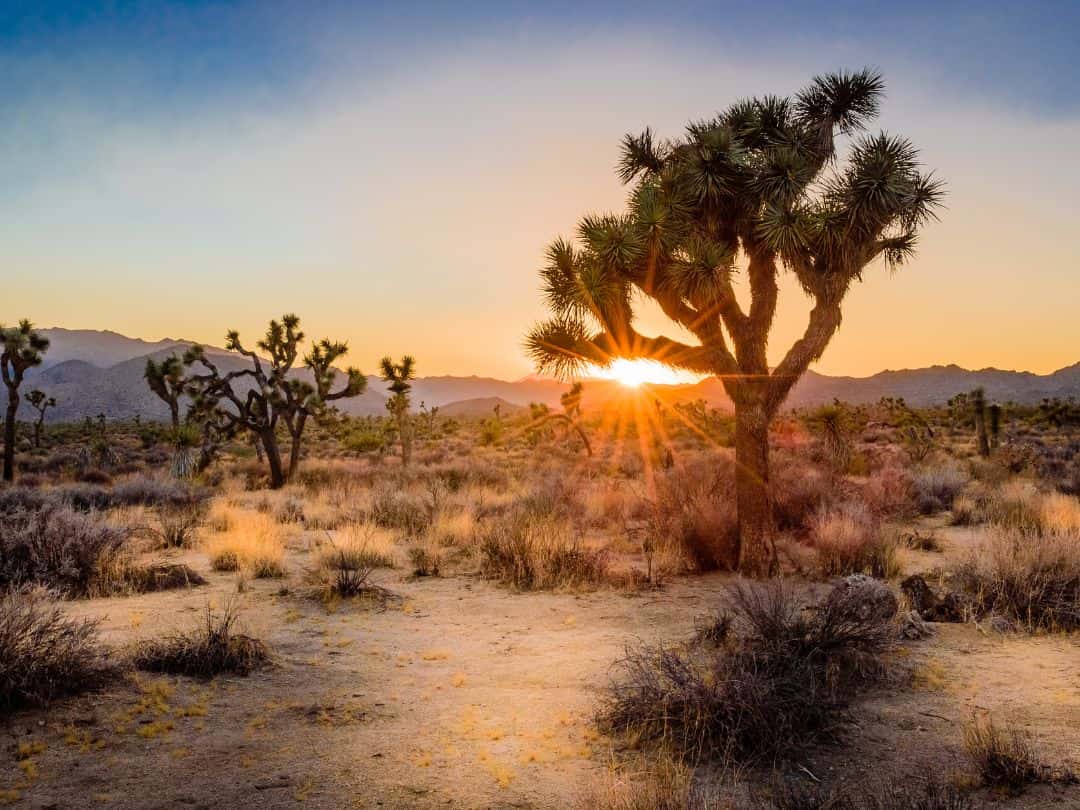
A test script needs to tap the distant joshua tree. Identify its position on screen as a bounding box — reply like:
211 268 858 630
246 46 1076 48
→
380 355 416 466
144 354 186 429
1 320 50 481
528 381 592 456
526 69 944 574
24 389 57 448
185 315 366 487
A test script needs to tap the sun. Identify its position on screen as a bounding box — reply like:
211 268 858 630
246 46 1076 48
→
587 359 704 388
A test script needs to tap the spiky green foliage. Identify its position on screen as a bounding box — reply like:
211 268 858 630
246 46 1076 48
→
184 315 366 487
380 355 416 466
524 69 943 575
1 320 51 481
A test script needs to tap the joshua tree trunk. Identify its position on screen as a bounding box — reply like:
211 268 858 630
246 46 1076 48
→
975 408 990 458
733 401 776 577
400 416 412 466
33 416 44 449
262 429 286 489
2 397 16 482
286 413 307 483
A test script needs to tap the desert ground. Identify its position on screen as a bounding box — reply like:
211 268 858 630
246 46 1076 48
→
2 398 1079 809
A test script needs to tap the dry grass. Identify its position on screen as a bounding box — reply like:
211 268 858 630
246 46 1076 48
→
480 512 611 591
809 502 899 579
133 602 268 678
952 526 1080 631
202 509 286 578
314 522 397 597
962 716 1063 794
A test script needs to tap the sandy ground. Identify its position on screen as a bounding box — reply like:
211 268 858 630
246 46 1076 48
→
2 529 1079 809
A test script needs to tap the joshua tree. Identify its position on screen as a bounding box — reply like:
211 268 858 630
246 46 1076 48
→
1 320 50 481
24 389 56 448
525 69 943 575
380 355 416 466
971 387 990 458
185 315 366 487
528 381 592 456
145 354 186 429
988 402 1002 450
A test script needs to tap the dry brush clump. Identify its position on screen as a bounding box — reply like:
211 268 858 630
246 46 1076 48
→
911 463 968 515
951 526 1080 631
961 715 1072 794
313 522 397 597
755 775 974 809
202 509 287 578
808 502 899 579
133 602 268 678
0 588 115 713
597 580 897 766
647 456 739 571
480 509 611 591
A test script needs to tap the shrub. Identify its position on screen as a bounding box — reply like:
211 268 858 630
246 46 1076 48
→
952 527 1080 631
315 523 396 597
962 716 1060 794
150 503 204 549
772 455 835 534
597 581 895 765
202 510 286 579
911 464 968 514
480 512 610 591
0 505 129 597
133 602 268 678
0 588 114 713
809 503 898 579
648 458 738 571
370 485 430 535
757 775 974 809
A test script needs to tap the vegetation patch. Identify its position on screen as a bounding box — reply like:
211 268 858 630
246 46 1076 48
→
133 603 269 678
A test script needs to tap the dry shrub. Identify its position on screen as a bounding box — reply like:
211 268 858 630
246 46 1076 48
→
315 523 396 597
1038 492 1080 534
597 581 895 765
133 602 268 678
911 463 968 514
150 502 204 549
772 455 835 534
952 527 1080 631
979 482 1044 532
950 493 980 526
408 544 441 577
756 775 973 809
480 512 610 591
648 458 738 571
427 509 476 547
202 510 286 578
0 504 129 597
370 485 430 535
586 757 721 810
0 588 114 713
860 462 914 516
962 716 1065 794
809 502 898 579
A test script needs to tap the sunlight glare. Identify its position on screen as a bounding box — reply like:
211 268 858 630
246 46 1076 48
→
586 359 705 388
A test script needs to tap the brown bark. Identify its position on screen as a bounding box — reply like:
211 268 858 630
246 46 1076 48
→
262 430 286 489
2 399 16 482
733 401 777 577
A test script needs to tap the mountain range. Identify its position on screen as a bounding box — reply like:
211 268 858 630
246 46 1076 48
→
17 328 1080 423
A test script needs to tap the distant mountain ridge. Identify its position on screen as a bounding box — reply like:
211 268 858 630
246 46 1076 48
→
16 328 1080 423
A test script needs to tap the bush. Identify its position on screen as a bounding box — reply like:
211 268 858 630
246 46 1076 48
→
809 502 898 579
962 716 1059 794
0 505 129 597
0 588 114 713
597 581 895 765
370 485 430 535
952 527 1080 631
911 464 968 514
772 455 835 534
757 775 974 809
315 523 396 597
133 602 268 678
202 510 286 579
480 512 610 591
151 502 204 548
648 458 738 571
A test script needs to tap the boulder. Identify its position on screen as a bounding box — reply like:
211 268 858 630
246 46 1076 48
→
825 573 899 622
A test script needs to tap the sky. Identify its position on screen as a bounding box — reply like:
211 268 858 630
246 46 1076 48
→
3 1 1079 379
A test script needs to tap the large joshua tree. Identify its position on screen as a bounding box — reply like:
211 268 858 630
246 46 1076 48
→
185 315 366 488
380 355 416 466
526 69 944 575
1 321 51 481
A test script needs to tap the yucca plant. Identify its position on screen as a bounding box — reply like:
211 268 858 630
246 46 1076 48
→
1 320 50 482
525 70 944 574
170 423 200 480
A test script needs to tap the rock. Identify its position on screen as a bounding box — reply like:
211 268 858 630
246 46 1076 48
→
899 610 936 639
900 574 938 616
988 615 1017 634
825 573 899 622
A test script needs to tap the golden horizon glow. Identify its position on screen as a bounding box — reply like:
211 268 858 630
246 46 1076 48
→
586 359 706 388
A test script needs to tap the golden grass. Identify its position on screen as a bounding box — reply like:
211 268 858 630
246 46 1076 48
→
202 509 286 578
316 522 397 572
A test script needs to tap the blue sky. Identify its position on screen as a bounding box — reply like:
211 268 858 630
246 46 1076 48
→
4 1 1079 376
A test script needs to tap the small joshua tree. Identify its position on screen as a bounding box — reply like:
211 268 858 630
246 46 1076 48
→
380 355 416 466
528 381 592 456
24 389 56 448
525 70 943 574
971 387 990 458
144 354 186 429
185 315 366 488
1 320 50 481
